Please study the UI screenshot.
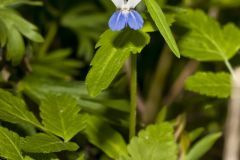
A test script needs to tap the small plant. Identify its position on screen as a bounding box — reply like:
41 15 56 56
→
0 0 239 159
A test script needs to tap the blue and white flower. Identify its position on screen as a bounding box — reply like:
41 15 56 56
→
109 0 144 31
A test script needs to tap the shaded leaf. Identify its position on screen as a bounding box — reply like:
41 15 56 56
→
0 9 43 43
84 115 128 159
120 123 177 160
21 133 79 153
0 89 43 128
6 26 25 65
185 72 231 98
186 132 221 160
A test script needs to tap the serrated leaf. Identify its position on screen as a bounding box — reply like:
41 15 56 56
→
177 10 240 61
120 123 177 160
144 0 180 57
0 89 43 128
0 126 24 160
86 29 150 96
40 94 86 142
84 115 128 159
185 72 231 98
186 132 221 160
20 133 79 153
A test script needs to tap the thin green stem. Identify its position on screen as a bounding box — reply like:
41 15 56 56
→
129 54 137 140
39 22 58 57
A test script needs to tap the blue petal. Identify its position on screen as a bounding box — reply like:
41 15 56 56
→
108 11 127 31
127 10 144 30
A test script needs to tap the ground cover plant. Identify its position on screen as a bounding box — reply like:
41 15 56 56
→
0 0 240 159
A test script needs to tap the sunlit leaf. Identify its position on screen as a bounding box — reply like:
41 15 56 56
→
0 126 24 160
185 72 231 98
40 94 86 142
144 0 180 57
86 29 150 96
177 10 240 61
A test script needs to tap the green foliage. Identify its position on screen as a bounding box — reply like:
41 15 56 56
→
177 10 240 61
31 49 82 79
144 0 180 58
185 72 231 98
40 94 86 142
20 133 79 153
84 115 128 159
119 123 177 160
0 7 43 65
186 132 221 160
86 29 150 96
0 0 42 7
0 0 239 159
61 4 107 61
0 89 42 128
0 126 24 160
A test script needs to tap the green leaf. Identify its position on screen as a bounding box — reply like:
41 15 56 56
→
20 133 79 153
0 0 42 7
61 5 107 61
40 94 86 142
185 72 231 98
84 115 128 159
186 132 221 160
6 26 25 65
0 9 44 43
0 89 43 128
86 29 150 96
177 10 240 61
19 77 130 114
0 19 7 47
0 126 24 160
144 0 180 57
120 123 177 160
32 49 82 79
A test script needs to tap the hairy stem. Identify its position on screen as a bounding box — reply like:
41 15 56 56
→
129 54 137 140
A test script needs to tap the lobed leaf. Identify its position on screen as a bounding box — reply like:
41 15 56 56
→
119 123 178 160
177 10 240 61
40 94 86 142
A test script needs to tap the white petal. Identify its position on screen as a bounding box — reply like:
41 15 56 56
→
127 0 142 8
111 0 125 8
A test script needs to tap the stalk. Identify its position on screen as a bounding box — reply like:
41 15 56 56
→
129 54 137 140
